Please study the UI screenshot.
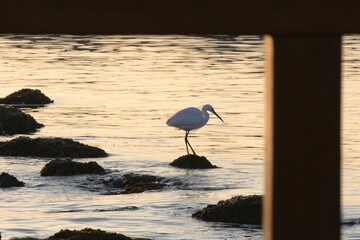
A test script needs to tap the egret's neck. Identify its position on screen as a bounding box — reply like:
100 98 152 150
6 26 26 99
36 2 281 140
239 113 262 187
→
202 109 210 125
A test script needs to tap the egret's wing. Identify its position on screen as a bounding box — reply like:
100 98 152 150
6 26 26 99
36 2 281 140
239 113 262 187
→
166 107 203 131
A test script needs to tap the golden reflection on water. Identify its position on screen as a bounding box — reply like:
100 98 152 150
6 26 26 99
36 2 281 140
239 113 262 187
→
0 35 265 239
0 35 264 163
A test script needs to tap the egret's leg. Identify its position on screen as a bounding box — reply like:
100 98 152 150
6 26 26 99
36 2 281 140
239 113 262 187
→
185 131 190 155
185 131 197 155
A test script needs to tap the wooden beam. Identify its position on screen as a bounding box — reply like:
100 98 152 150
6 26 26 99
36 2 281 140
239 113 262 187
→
264 35 341 240
0 0 359 34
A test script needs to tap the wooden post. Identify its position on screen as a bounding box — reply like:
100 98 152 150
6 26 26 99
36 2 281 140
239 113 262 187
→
264 35 341 240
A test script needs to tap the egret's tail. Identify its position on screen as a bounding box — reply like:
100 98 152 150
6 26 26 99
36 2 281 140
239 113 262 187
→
166 117 175 126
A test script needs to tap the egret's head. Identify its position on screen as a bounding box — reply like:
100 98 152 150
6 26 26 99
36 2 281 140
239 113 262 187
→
202 104 213 111
203 104 224 122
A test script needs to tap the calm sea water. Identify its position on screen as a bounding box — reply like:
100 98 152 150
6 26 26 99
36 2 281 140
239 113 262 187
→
0 35 359 239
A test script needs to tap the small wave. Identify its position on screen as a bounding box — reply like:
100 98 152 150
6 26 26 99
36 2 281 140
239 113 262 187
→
10 238 42 240
174 186 233 191
94 206 139 212
47 209 85 213
47 206 139 214
342 218 360 227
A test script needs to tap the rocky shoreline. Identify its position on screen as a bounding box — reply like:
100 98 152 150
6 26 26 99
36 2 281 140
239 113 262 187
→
0 88 53 105
40 159 106 176
192 195 262 225
0 136 108 158
0 172 25 188
0 106 44 135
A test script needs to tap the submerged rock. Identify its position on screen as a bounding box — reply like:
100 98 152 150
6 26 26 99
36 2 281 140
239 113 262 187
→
0 136 108 158
0 106 44 135
0 88 53 105
0 172 25 188
46 228 150 240
104 173 167 194
41 159 106 176
170 154 217 169
192 195 262 225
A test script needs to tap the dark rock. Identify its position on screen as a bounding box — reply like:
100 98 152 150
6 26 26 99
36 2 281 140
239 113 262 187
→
0 172 25 188
0 88 53 105
170 154 217 169
41 159 106 176
46 228 150 240
0 106 44 135
192 195 262 225
0 136 108 158
121 182 166 194
104 173 167 194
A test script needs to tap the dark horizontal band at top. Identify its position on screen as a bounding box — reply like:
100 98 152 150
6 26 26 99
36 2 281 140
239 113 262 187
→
0 0 360 34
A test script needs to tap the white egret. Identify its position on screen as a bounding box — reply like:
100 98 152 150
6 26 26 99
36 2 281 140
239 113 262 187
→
166 104 224 155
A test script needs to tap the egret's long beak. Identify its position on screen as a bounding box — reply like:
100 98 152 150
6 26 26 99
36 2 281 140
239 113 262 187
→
211 109 224 122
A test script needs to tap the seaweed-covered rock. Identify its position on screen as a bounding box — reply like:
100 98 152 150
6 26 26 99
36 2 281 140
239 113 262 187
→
46 228 150 240
0 137 108 158
41 159 106 176
192 195 262 225
0 106 44 135
104 173 167 194
0 88 53 105
0 172 25 188
170 154 217 169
